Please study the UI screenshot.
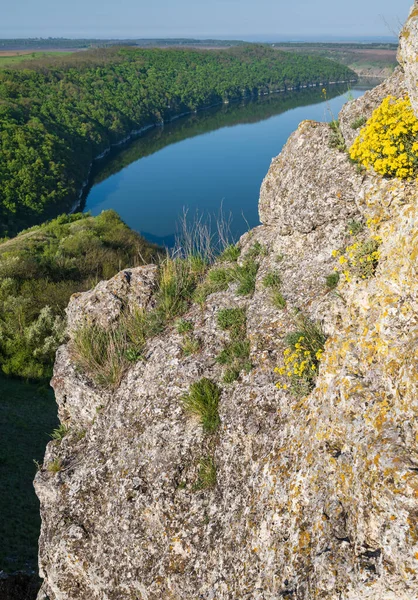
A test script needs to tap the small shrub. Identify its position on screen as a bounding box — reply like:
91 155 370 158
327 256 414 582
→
275 315 327 397
47 458 62 473
350 95 418 179
332 237 381 282
219 244 240 262
182 378 221 433
351 116 367 130
175 319 194 334
194 456 217 491
325 272 340 290
181 335 201 356
50 424 69 442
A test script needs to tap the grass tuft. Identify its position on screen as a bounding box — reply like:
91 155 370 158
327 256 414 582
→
175 319 194 334
262 271 281 288
181 335 201 356
233 259 259 296
350 115 367 130
219 244 240 262
194 456 217 490
217 307 246 333
182 378 221 433
47 458 63 474
50 423 69 442
272 290 286 309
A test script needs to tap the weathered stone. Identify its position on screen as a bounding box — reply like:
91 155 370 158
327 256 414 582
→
66 264 158 334
399 1 418 117
258 120 363 233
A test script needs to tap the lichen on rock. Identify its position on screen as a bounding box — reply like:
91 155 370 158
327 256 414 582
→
35 5 418 599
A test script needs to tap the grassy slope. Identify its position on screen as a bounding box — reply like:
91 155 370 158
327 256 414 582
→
0 376 57 573
0 51 71 66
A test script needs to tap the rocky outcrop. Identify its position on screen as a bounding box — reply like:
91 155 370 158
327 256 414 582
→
35 6 418 599
399 1 418 115
339 68 406 147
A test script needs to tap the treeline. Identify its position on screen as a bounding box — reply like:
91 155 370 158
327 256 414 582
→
0 210 161 379
0 45 356 235
0 38 246 50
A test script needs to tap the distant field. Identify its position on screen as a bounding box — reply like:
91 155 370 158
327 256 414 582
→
275 44 398 78
0 50 74 65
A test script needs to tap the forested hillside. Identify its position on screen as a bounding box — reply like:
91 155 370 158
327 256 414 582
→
0 210 161 379
0 46 356 235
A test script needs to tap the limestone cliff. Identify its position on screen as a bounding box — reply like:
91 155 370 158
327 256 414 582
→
35 6 418 599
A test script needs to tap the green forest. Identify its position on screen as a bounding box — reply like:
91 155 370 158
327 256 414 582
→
0 45 356 235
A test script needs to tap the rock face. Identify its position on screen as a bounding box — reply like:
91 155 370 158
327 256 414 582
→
35 7 418 600
399 1 418 115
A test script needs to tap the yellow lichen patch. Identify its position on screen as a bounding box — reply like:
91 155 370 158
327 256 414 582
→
350 95 418 180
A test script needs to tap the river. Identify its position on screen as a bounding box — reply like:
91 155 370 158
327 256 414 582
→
83 81 375 246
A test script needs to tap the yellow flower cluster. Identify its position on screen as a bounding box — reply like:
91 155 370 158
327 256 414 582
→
332 236 381 282
275 336 323 394
350 95 418 179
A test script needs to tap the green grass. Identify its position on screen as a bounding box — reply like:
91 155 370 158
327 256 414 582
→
194 456 217 491
175 319 194 334
0 51 71 67
193 258 259 304
245 241 267 259
262 269 286 309
182 378 221 433
72 257 205 387
217 307 246 333
0 375 57 573
272 290 286 309
181 335 201 356
262 271 281 288
216 308 251 382
46 458 62 473
218 244 241 262
50 423 69 442
351 116 367 130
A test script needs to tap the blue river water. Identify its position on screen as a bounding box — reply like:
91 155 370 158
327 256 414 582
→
83 82 373 246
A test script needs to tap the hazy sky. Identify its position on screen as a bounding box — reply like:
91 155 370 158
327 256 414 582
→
1 0 413 40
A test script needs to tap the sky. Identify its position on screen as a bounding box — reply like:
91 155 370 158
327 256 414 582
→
0 0 413 40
